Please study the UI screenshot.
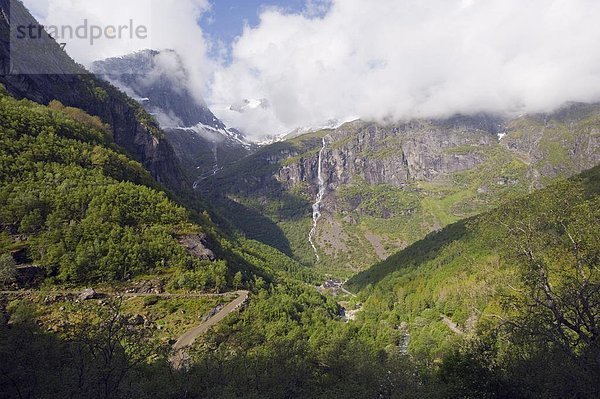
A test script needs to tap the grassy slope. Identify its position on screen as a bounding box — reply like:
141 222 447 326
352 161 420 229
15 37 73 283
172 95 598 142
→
346 164 600 359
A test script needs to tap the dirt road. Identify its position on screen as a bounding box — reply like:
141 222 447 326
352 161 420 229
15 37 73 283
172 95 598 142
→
0 290 236 298
170 290 249 369
1 288 251 370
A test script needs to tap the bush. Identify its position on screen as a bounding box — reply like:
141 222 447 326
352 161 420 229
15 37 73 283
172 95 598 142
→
143 296 160 307
0 253 16 286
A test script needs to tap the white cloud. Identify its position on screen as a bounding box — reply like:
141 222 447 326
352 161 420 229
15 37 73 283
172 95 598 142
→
22 0 49 19
22 0 215 100
21 0 600 140
209 0 600 138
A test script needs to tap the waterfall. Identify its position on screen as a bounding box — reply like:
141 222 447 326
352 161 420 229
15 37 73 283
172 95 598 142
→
193 143 220 190
309 137 327 262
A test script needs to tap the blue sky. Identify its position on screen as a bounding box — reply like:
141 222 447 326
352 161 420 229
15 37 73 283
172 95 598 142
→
200 0 326 55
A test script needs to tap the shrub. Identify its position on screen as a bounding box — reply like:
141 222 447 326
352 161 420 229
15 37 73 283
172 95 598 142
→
0 253 16 286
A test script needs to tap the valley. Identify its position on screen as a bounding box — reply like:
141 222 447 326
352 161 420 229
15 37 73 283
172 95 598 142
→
202 111 599 276
1 0 599 398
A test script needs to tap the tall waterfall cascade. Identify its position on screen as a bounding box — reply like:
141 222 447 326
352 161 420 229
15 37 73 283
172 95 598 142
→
193 143 220 190
309 137 328 261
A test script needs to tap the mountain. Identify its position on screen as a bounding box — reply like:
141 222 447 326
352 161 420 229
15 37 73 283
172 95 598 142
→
91 50 255 184
1 1 599 397
343 164 600 397
91 50 222 128
0 0 312 286
0 0 187 191
2 71 598 396
203 107 600 274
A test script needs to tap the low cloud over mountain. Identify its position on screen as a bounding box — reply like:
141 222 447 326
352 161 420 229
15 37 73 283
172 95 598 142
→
210 0 600 136
24 0 600 139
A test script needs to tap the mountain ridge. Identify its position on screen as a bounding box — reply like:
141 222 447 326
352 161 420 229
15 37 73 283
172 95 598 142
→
91 49 256 184
0 0 188 191
203 107 600 273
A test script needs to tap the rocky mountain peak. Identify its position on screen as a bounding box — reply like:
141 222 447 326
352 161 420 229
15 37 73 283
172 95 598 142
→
91 49 256 185
91 49 225 130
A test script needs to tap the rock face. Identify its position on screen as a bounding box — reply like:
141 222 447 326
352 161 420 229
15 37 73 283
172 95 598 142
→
0 0 187 191
277 117 500 193
207 106 600 271
275 110 599 196
91 50 255 183
79 288 98 301
179 234 216 261
501 103 600 182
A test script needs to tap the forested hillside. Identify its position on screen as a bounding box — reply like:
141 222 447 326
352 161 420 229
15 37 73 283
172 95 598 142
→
0 86 222 285
0 85 319 290
346 164 600 397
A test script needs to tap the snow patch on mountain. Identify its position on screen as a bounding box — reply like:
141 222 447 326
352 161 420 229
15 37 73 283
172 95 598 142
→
167 122 253 149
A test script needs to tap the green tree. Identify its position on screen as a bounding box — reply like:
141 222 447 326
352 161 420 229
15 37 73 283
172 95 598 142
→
497 181 600 362
233 271 243 290
0 253 16 286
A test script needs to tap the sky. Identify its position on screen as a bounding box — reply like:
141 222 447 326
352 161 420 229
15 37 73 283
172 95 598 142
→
21 0 600 139
199 0 311 59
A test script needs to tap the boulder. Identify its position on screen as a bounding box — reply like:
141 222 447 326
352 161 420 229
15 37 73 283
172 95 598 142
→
79 288 98 301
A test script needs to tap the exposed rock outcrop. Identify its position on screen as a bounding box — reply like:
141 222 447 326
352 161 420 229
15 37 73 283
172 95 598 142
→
207 107 599 271
78 288 98 301
179 234 216 261
275 110 599 195
125 279 165 295
275 117 500 195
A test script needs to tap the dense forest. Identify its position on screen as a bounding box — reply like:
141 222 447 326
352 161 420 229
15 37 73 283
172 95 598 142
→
0 86 229 287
